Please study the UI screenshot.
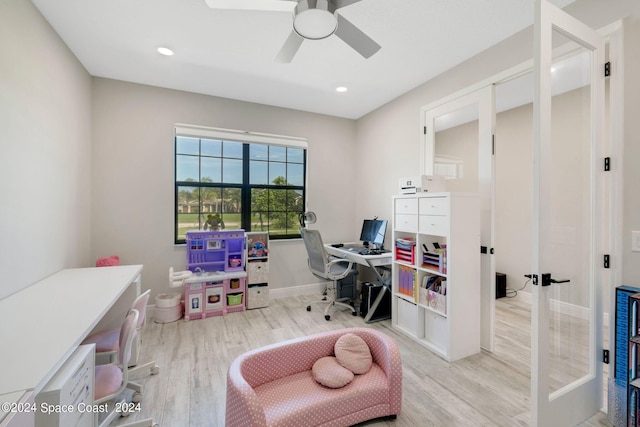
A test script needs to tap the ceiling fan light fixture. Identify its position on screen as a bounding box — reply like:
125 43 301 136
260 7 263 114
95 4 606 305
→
293 0 337 40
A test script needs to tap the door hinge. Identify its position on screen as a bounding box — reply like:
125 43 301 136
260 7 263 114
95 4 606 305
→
492 135 495 155
604 254 610 269
605 62 611 77
424 126 427 135
603 349 610 364
604 157 611 171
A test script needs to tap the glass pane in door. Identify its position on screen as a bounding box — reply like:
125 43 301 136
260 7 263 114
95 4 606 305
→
544 32 593 395
434 103 480 193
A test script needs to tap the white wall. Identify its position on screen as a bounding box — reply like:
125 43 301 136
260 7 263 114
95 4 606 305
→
494 104 534 294
0 0 92 299
90 78 358 299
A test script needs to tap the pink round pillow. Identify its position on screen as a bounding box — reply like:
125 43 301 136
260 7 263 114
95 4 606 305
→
334 333 373 375
312 356 354 388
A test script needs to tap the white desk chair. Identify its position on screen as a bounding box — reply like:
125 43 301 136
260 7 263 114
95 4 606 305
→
83 290 159 403
300 224 357 321
94 309 157 427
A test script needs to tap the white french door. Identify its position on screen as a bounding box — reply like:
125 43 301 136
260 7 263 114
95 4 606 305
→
531 0 605 425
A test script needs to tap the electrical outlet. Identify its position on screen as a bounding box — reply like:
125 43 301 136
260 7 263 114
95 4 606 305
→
633 231 640 252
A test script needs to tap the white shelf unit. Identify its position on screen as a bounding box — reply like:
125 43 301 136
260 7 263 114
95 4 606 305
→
391 192 480 362
246 231 270 309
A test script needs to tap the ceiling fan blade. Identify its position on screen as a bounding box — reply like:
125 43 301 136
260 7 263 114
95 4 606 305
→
204 0 296 12
334 14 381 59
275 30 304 63
333 0 363 9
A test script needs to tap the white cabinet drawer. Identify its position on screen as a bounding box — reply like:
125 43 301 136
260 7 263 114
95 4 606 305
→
395 214 418 232
419 215 448 236
395 198 418 215
419 197 448 215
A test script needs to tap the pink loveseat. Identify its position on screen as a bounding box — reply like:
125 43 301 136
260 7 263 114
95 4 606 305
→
225 327 402 427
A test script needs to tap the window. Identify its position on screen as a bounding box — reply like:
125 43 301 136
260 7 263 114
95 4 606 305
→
174 126 307 244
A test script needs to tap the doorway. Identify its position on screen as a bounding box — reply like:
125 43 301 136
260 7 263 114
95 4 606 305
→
420 14 619 424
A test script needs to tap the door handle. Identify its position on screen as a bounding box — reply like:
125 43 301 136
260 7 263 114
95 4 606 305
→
529 273 571 286
541 273 570 286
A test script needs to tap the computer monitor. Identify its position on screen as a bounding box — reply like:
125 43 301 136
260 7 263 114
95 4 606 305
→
359 219 387 249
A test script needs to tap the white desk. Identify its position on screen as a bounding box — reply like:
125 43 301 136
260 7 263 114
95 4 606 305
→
324 244 391 323
0 265 142 416
324 244 391 269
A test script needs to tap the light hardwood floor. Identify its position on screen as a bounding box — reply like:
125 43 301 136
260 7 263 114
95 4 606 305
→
116 293 612 427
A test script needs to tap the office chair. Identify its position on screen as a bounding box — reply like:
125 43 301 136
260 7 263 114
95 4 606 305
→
300 212 357 321
94 309 157 427
82 290 159 403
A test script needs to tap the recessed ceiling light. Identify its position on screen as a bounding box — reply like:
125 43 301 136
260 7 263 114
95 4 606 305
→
157 47 174 56
336 86 348 93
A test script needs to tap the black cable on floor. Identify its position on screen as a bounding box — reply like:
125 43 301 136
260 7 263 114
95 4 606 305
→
505 277 531 298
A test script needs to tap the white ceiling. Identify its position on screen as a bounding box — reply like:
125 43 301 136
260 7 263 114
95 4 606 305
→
31 0 576 120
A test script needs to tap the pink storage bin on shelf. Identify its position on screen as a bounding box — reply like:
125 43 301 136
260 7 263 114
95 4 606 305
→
96 255 120 267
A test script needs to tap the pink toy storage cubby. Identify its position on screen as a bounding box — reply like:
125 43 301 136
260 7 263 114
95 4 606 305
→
183 274 247 320
186 229 246 273
225 277 246 314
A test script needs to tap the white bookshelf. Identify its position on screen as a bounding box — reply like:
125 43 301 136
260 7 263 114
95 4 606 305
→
391 192 480 362
246 231 270 309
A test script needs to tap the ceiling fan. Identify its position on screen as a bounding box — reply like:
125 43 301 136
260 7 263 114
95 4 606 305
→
205 0 381 63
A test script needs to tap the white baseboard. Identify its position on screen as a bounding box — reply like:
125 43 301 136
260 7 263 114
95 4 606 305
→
147 282 327 320
513 291 609 328
268 282 327 299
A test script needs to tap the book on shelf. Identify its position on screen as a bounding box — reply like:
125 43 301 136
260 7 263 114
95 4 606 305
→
398 264 416 298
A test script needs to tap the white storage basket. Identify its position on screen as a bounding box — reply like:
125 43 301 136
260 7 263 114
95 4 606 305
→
154 293 182 323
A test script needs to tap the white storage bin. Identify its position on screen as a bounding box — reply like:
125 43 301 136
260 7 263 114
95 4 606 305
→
396 298 419 336
156 292 181 308
247 261 270 284
155 292 183 323
247 285 269 309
